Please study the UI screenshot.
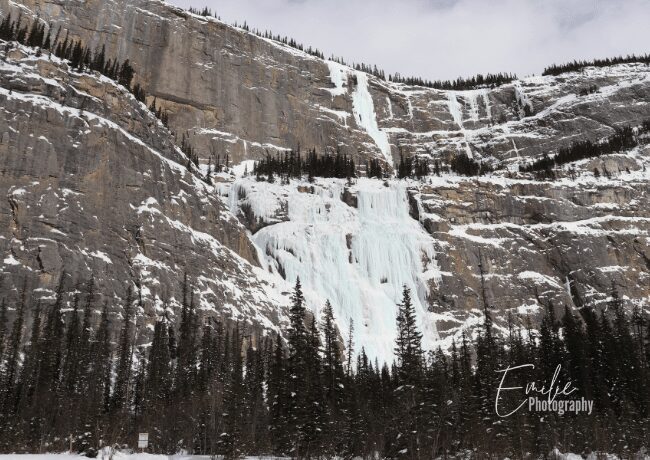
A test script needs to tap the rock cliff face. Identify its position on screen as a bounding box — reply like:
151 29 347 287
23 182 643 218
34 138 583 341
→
0 45 289 333
0 0 649 360
4 0 650 168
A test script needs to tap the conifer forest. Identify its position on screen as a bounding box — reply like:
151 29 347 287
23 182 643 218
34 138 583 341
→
0 276 649 458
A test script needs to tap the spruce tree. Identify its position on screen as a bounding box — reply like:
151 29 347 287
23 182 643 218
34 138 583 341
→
268 332 289 455
175 285 198 397
394 285 423 385
0 281 26 417
143 320 173 451
562 305 588 397
77 276 96 397
112 286 134 413
34 276 66 443
243 339 267 453
302 316 325 456
220 325 244 459
320 299 345 447
345 318 355 377
286 278 311 455
390 286 425 459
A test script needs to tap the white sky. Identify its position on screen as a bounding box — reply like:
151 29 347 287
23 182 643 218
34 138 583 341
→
167 0 650 81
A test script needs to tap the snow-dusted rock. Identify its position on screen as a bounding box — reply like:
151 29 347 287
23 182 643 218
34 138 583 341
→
1 0 649 362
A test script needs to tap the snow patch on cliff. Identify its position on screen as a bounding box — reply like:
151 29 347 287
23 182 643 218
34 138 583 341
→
324 61 348 97
447 92 464 129
351 72 393 166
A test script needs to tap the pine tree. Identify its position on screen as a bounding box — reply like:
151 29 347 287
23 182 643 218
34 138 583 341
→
131 356 146 432
92 45 106 72
285 278 312 455
59 290 83 440
0 281 27 417
16 300 43 441
390 285 424 458
302 316 325 456
320 299 345 448
538 301 563 379
268 333 290 455
243 339 267 454
143 319 173 451
112 286 134 412
394 285 423 385
34 277 66 441
580 306 609 412
197 320 215 394
118 59 135 90
77 276 96 397
345 318 354 377
472 268 503 450
175 282 198 397
562 305 588 397
220 324 244 459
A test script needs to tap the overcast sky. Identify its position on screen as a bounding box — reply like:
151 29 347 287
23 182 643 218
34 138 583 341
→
168 0 650 81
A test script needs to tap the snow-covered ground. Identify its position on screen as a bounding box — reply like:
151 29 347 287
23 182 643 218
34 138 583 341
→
0 453 287 460
0 450 643 460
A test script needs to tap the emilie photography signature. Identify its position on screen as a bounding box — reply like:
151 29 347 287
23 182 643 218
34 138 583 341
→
495 363 594 418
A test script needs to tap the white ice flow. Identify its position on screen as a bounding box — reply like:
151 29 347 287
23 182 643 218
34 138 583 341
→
351 71 393 166
230 177 441 362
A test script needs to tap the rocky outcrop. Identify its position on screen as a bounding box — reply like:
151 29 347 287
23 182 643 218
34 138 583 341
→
2 0 650 169
0 45 289 331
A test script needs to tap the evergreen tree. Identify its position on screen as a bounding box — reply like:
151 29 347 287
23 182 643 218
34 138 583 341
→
0 281 26 417
219 325 244 459
320 299 345 448
302 316 325 456
394 286 423 385
0 273 648 456
390 286 424 458
562 305 588 397
92 45 106 72
112 286 134 413
243 339 267 453
118 59 135 90
285 278 312 456
77 276 96 397
345 318 354 377
143 319 173 452
268 333 290 455
175 283 198 397
16 300 43 442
